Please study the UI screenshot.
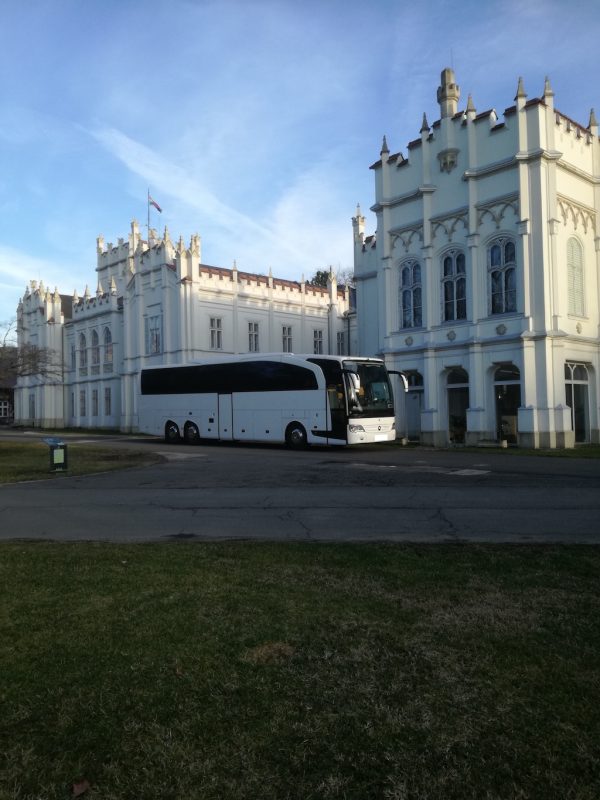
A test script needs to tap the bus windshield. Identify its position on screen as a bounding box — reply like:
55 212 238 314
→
343 360 394 416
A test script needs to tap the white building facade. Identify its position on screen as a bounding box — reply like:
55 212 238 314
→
354 69 600 448
15 221 355 431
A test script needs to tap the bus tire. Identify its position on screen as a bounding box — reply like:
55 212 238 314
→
184 422 200 445
164 421 181 444
285 422 307 450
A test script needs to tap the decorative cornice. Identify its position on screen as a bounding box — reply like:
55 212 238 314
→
515 148 562 163
555 158 600 185
463 155 517 180
353 270 378 282
371 184 436 212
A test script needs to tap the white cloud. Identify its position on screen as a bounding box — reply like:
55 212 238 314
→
90 125 327 270
0 245 80 322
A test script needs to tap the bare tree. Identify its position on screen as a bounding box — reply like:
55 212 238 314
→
336 268 355 288
0 319 63 385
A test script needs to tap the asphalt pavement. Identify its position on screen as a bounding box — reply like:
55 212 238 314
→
1 433 599 542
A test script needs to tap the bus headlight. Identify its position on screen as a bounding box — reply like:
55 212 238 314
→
349 424 365 433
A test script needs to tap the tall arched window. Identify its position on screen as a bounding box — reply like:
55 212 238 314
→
91 329 100 372
442 249 466 321
79 333 87 371
103 327 113 372
400 260 422 328
488 237 516 314
567 238 584 317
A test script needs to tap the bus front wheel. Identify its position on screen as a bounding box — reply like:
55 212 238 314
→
184 422 200 445
165 421 181 444
285 422 307 450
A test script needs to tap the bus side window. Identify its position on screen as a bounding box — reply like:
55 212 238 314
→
328 387 341 409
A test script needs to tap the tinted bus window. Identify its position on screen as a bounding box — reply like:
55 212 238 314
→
141 361 318 395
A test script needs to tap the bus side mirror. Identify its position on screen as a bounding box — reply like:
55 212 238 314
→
388 370 409 392
342 370 360 391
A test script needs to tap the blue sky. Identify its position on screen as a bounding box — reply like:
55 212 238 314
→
1 0 599 324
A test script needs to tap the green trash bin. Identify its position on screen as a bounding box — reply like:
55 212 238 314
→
43 438 68 472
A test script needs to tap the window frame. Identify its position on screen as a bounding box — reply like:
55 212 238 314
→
282 325 293 353
210 317 223 350
145 312 163 356
313 329 324 355
248 321 259 353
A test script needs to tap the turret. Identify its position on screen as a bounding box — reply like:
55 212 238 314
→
352 203 365 249
437 67 460 119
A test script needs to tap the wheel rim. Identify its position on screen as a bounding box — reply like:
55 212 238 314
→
288 425 306 447
166 423 179 441
186 424 199 442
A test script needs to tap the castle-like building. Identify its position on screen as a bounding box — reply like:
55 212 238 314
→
15 221 354 430
14 69 600 448
354 69 599 448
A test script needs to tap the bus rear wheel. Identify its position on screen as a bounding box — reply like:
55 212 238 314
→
285 422 307 450
164 421 181 444
184 422 200 445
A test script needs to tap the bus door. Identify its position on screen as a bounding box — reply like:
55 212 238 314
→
218 394 233 440
326 384 347 441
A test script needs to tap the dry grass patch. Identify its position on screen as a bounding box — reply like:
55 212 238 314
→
0 441 160 482
241 641 296 665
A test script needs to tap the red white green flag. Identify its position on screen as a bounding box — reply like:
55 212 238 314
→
148 195 162 213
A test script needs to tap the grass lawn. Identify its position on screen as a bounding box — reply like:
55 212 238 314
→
0 442 160 484
1 542 599 799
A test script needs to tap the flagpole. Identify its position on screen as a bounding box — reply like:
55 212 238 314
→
147 187 150 241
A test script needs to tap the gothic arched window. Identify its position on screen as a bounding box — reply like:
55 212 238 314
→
103 327 113 368
79 333 87 370
91 330 100 366
488 237 516 315
399 260 422 328
442 249 466 321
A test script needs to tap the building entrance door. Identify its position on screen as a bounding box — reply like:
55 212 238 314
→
447 368 469 444
494 365 521 444
565 363 590 443
404 371 423 441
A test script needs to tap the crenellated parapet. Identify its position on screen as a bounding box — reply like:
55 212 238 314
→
18 280 70 328
72 279 120 319
94 219 203 287
195 262 347 305
368 72 599 183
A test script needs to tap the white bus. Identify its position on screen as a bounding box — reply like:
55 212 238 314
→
138 353 398 448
